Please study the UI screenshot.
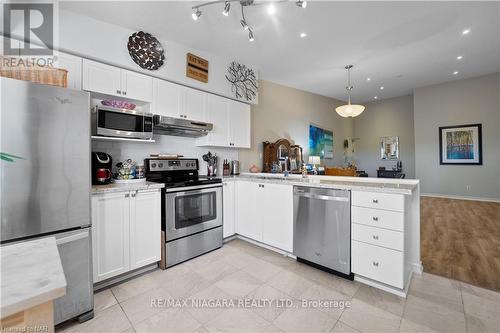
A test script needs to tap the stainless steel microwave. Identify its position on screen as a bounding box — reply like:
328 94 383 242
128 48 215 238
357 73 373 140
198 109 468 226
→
91 105 153 140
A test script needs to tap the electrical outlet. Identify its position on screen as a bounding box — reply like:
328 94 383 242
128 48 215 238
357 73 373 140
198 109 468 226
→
466 185 471 191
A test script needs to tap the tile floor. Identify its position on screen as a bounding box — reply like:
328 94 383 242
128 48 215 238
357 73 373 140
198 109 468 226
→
57 239 500 333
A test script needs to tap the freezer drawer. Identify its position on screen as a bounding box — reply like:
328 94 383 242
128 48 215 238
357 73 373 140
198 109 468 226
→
53 228 93 324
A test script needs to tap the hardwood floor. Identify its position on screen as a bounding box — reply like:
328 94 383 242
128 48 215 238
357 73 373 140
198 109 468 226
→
421 196 500 291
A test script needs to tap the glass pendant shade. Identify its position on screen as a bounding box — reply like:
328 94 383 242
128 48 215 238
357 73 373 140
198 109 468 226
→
335 65 365 118
335 104 365 118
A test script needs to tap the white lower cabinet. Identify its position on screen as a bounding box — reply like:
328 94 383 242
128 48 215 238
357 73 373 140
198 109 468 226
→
235 181 293 252
129 190 161 270
223 181 236 238
92 189 161 283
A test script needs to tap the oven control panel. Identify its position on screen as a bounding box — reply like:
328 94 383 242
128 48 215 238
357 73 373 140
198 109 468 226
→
146 159 198 171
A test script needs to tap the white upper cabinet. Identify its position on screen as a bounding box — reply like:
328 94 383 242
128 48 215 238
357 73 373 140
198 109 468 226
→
183 87 207 122
82 59 152 102
152 79 183 118
82 59 121 97
121 70 153 102
197 97 251 148
228 100 251 148
54 52 82 90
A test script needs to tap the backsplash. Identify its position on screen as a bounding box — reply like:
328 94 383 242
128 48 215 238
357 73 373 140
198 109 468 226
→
92 135 239 176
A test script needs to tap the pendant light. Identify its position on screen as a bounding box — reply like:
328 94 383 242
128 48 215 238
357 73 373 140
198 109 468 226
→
335 65 365 118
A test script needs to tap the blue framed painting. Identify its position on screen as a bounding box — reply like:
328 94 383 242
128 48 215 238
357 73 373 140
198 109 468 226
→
309 124 333 159
439 124 482 165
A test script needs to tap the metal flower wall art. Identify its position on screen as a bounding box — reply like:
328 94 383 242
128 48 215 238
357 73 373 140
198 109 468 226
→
225 61 258 101
127 31 165 70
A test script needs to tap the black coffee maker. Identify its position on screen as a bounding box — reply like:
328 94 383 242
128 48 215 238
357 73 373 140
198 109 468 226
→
92 152 113 185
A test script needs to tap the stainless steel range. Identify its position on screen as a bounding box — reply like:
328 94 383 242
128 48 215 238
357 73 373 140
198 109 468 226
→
145 158 223 268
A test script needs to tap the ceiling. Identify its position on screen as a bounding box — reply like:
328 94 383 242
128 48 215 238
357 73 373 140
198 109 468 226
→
61 1 500 103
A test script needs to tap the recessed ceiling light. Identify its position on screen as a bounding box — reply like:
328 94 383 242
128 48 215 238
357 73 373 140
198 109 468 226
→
380 86 384 90
367 77 371 81
453 71 459 75
267 4 276 15
374 96 378 100
300 32 307 38
456 55 463 60
462 28 471 35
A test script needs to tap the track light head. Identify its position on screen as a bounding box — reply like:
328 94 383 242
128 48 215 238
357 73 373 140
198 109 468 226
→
240 19 249 31
296 0 307 8
222 1 230 16
248 29 254 42
192 9 202 20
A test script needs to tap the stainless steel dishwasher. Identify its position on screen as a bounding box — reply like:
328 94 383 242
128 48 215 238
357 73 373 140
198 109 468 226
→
293 186 353 279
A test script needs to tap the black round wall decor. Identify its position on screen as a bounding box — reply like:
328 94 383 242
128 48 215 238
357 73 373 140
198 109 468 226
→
127 31 165 70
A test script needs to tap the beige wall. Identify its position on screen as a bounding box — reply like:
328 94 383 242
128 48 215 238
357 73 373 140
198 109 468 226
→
239 80 354 171
353 95 415 178
414 73 500 199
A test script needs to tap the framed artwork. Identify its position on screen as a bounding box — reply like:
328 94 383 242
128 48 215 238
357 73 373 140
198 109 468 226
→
309 124 333 159
439 124 482 165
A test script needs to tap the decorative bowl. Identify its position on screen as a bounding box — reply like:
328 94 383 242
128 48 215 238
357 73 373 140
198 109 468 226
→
101 100 136 110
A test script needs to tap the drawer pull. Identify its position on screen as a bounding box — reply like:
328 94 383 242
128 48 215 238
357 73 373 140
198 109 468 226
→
372 235 379 240
372 199 379 203
372 216 379 221
372 261 379 267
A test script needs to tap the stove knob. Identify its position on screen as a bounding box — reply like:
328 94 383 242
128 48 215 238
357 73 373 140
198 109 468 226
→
158 163 164 168
151 163 157 168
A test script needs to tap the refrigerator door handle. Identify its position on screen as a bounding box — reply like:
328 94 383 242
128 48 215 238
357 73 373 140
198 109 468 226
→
56 230 89 245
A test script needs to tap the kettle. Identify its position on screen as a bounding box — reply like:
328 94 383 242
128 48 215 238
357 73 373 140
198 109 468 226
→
230 160 240 175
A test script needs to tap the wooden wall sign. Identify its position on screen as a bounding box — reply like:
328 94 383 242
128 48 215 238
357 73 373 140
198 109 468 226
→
186 53 208 83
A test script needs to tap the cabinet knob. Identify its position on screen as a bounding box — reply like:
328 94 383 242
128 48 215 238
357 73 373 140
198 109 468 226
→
123 91 127 95
372 261 379 267
372 216 379 221
372 199 379 204
372 235 379 240
131 193 136 197
125 193 129 198
117 90 121 94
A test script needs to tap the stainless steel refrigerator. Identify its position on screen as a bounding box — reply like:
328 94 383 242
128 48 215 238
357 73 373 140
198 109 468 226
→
1 77 94 324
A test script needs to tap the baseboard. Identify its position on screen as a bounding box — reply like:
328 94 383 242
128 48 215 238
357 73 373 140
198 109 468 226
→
232 234 296 259
354 275 407 298
93 263 158 292
410 261 423 274
421 193 500 203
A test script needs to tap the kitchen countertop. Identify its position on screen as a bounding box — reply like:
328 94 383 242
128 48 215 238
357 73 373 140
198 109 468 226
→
1 237 67 318
222 173 419 195
92 181 165 194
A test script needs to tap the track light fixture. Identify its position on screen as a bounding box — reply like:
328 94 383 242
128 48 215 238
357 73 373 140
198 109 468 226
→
191 0 307 41
222 1 231 16
296 0 307 8
248 29 254 42
192 9 201 21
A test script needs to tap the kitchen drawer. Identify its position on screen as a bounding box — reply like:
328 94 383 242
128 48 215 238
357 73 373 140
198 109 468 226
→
352 223 403 251
352 191 404 212
352 240 404 288
352 206 404 232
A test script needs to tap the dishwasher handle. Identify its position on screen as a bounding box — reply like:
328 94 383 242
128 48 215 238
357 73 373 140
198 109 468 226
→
295 191 349 202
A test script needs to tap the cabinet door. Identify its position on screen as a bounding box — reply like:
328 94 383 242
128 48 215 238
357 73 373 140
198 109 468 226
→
229 101 251 148
55 52 82 90
206 94 230 146
183 87 206 121
82 59 121 97
223 181 235 238
235 181 262 241
261 183 294 252
121 69 153 102
152 79 183 118
129 189 161 269
91 192 130 282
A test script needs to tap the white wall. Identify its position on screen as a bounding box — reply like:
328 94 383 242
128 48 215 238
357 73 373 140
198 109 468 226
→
239 80 353 171
353 95 415 178
414 73 500 200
